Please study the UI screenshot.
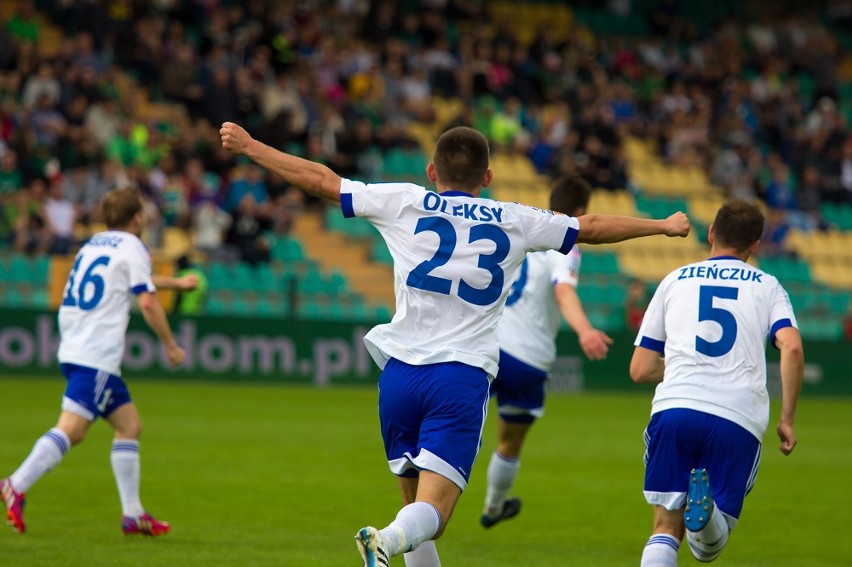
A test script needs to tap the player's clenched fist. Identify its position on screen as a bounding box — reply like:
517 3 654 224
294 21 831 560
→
166 343 186 367
663 211 690 238
220 122 252 155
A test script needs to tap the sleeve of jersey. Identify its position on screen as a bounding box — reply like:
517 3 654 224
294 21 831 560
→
768 282 798 348
128 242 156 295
634 280 667 353
550 248 579 287
339 178 409 225
517 205 580 254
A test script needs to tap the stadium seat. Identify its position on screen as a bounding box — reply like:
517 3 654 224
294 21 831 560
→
271 236 305 262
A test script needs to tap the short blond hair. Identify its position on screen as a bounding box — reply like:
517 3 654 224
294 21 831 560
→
102 187 143 229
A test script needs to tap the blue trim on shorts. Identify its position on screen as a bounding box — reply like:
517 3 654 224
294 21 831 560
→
340 193 355 218
61 363 131 420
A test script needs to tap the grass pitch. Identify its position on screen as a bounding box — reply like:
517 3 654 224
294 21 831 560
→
0 376 849 566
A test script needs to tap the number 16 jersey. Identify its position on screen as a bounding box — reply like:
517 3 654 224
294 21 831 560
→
58 231 156 376
635 255 797 439
341 179 579 378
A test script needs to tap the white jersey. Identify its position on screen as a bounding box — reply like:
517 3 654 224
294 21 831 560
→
341 179 580 377
635 256 797 440
58 230 156 375
497 246 582 371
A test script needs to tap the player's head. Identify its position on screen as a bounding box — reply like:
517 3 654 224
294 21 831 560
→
428 126 492 193
550 175 592 216
103 187 144 235
710 200 764 257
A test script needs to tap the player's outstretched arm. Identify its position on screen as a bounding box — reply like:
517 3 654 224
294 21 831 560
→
138 292 186 367
774 326 804 455
152 274 199 291
220 121 342 203
629 346 665 384
554 283 612 361
575 212 689 244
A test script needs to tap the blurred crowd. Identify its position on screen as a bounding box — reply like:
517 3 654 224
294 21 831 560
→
0 0 850 263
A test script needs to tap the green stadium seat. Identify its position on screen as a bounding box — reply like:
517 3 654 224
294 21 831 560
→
374 305 393 322
3 287 26 307
271 237 305 262
582 252 619 275
30 289 49 309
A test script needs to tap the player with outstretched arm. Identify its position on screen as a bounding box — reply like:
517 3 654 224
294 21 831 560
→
220 122 690 566
2 187 187 536
480 174 613 528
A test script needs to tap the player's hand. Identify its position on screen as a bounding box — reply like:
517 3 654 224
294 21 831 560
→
220 122 253 155
166 343 186 367
177 274 199 291
579 329 613 361
777 421 797 455
663 212 690 238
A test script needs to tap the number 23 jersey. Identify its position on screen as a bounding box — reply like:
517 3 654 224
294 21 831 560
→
341 179 579 378
58 231 156 375
635 256 797 439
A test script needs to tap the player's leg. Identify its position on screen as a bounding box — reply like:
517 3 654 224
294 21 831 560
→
482 352 545 527
103 380 169 536
356 359 486 565
641 506 684 567
2 364 100 533
684 417 761 562
481 418 527 527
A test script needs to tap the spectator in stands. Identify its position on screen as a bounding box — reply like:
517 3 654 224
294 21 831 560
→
759 207 796 258
0 150 23 196
43 177 76 255
173 256 208 317
625 278 648 332
223 163 269 214
193 197 233 261
224 192 271 265
10 178 48 253
22 62 60 109
831 135 852 204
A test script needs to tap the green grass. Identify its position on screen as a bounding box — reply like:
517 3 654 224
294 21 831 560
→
0 376 850 566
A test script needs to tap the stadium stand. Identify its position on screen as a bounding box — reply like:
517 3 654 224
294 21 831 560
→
0 0 850 337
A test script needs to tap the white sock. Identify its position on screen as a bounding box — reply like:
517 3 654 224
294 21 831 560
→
111 439 144 517
10 428 71 493
640 534 680 567
380 502 441 557
483 452 519 516
687 506 730 561
404 539 441 566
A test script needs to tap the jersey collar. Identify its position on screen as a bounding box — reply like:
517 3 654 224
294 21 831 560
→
440 190 475 197
707 255 741 261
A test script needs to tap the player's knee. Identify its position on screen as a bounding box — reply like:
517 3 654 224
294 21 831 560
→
117 419 143 439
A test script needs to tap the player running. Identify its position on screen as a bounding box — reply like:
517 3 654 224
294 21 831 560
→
2 187 187 536
220 122 689 566
480 174 613 529
630 200 804 566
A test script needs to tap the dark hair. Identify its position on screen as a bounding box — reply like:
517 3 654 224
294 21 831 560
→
550 175 592 215
432 126 490 191
103 187 143 229
712 200 764 252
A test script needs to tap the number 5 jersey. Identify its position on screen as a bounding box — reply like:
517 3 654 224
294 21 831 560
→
340 179 580 378
634 255 798 440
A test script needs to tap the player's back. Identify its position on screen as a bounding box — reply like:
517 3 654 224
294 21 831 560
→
497 247 580 371
340 180 578 376
58 230 154 375
642 255 797 437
